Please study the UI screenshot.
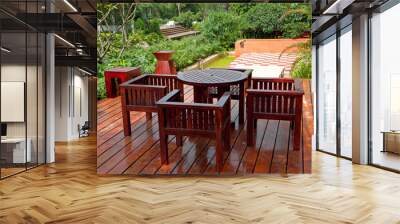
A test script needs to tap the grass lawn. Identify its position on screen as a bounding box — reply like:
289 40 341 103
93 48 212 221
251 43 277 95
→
206 55 235 68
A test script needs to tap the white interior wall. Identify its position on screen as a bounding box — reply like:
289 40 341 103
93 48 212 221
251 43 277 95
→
54 66 89 141
1 63 46 164
1 64 27 138
55 66 69 141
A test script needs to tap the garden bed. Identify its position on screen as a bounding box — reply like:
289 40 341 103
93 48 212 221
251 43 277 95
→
184 53 235 70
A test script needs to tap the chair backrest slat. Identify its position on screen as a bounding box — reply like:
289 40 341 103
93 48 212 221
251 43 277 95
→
161 107 219 131
248 78 301 115
121 74 183 108
251 78 295 91
158 94 229 133
252 93 302 115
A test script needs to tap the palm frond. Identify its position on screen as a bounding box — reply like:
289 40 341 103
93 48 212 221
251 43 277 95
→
279 39 310 59
278 9 309 22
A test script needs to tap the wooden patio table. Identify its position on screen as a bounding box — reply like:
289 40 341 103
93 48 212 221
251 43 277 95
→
177 69 249 124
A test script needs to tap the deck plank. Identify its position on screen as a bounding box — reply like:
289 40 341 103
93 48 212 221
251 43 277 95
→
254 120 279 173
97 81 312 175
270 121 290 173
200 103 241 175
236 120 268 175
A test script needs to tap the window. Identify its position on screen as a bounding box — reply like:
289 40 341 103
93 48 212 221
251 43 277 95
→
339 26 352 158
317 35 337 154
0 2 46 179
370 3 400 171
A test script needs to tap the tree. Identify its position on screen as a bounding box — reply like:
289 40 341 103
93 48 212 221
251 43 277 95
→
202 11 242 49
242 3 311 38
279 4 311 38
173 11 200 28
97 3 137 62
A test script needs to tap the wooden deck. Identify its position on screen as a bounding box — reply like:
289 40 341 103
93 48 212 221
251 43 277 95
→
97 80 313 175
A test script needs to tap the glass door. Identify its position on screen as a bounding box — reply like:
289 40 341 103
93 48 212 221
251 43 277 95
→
0 28 28 178
0 1 47 179
339 25 352 159
370 3 400 171
317 35 337 154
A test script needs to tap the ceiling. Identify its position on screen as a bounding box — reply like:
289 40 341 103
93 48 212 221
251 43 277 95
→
311 0 390 40
0 0 96 74
98 0 310 2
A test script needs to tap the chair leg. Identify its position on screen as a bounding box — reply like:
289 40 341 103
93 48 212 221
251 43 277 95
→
239 83 245 125
247 118 254 146
176 135 183 146
160 133 169 165
216 133 224 173
293 119 301 151
146 112 152 121
225 125 231 151
122 110 131 136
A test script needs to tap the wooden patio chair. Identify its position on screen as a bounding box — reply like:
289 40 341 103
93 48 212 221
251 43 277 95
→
246 78 304 151
207 68 253 125
156 89 231 172
120 74 183 136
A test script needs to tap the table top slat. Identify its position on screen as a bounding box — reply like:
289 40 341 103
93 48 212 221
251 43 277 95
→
177 69 248 87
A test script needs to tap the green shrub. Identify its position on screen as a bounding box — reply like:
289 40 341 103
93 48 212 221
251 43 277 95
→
244 4 286 38
97 35 222 98
153 35 223 70
202 11 242 49
145 18 162 34
134 18 146 32
173 11 201 28
291 53 311 79
280 5 312 38
243 4 311 38
134 17 162 34
286 40 312 79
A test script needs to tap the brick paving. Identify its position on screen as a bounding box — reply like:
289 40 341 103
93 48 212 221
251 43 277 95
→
229 53 297 77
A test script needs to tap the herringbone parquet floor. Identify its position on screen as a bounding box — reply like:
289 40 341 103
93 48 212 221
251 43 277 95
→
1 136 400 223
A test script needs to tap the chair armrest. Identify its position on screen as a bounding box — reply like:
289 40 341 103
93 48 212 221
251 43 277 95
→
246 89 304 96
121 84 166 90
240 69 253 78
216 92 231 107
251 77 294 82
156 89 182 104
294 79 304 91
157 101 220 110
120 74 148 87
216 92 231 128
146 74 177 79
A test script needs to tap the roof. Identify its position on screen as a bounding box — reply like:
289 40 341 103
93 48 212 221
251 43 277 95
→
160 25 199 39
